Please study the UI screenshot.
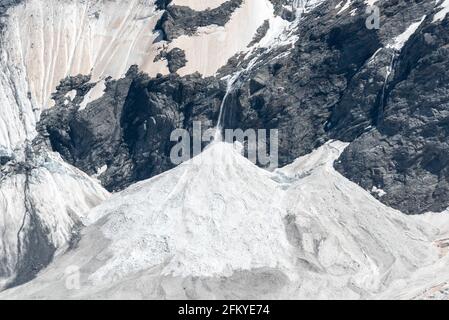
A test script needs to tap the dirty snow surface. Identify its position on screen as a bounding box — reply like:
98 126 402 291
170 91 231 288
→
1 141 448 300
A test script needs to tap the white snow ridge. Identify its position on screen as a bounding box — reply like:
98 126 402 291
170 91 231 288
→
1 141 447 299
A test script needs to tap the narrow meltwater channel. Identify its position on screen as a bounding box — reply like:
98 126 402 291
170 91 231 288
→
214 72 243 141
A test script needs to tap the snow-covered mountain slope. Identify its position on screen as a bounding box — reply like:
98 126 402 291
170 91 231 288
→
0 0 287 151
169 0 274 76
0 0 293 289
1 141 446 299
0 147 109 289
379 211 449 300
0 0 167 151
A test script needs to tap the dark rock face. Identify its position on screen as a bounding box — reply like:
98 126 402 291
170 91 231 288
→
223 0 449 214
156 0 243 41
51 74 96 106
37 0 449 215
166 48 188 73
248 20 270 48
38 67 225 192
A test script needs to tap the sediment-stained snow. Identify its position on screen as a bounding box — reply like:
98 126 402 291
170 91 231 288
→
0 141 445 299
171 0 274 76
0 0 167 150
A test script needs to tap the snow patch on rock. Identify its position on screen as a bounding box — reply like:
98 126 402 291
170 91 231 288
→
433 0 449 22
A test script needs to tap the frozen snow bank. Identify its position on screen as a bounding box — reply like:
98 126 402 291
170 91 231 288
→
84 142 293 281
0 141 443 299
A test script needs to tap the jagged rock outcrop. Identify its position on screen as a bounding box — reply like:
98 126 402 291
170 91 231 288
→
218 0 384 164
335 16 449 214
248 20 270 47
36 0 449 215
39 66 225 191
0 141 442 299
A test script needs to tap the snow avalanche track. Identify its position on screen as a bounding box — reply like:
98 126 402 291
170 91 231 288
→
1 141 448 299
